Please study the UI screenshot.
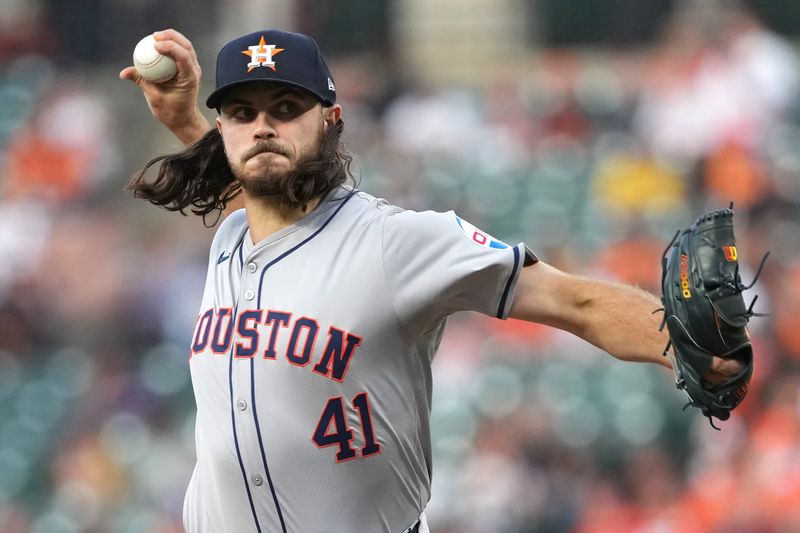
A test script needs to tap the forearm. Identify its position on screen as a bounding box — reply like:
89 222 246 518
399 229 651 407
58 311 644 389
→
511 263 671 368
568 278 671 368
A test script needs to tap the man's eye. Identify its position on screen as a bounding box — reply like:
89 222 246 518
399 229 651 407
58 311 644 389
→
232 107 255 120
275 101 298 115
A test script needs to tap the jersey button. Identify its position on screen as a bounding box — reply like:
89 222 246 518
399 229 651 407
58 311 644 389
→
251 474 263 486
236 399 247 411
247 262 257 273
244 289 255 300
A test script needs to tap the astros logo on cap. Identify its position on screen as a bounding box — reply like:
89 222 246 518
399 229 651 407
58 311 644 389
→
242 36 284 72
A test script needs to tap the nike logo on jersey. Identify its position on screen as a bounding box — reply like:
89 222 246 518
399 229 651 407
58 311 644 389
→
217 251 231 264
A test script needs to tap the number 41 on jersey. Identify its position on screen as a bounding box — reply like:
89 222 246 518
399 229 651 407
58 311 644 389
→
312 392 381 462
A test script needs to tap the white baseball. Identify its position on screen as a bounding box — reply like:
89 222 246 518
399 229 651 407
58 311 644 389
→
133 35 178 83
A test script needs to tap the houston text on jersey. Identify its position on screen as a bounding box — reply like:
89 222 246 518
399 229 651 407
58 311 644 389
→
190 307 363 383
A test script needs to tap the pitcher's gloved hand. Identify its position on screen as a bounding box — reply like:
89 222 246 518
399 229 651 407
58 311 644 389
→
660 206 768 428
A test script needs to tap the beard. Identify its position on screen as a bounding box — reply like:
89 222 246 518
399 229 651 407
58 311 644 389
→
233 136 322 199
236 140 297 197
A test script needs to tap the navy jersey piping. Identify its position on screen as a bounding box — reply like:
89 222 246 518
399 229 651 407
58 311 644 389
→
238 191 354 531
225 304 263 532
496 245 521 318
236 231 246 272
256 191 355 302
249 357 288 532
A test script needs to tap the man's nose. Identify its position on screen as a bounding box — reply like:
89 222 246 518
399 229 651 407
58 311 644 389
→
253 112 277 139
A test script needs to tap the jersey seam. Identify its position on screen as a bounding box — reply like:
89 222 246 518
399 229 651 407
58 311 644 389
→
379 210 428 516
379 210 417 343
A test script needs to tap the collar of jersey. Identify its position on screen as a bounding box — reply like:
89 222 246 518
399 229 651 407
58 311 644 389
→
241 185 354 256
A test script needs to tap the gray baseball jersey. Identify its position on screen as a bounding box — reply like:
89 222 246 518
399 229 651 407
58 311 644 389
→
182 187 536 532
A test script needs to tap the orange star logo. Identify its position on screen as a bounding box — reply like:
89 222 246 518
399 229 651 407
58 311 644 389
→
241 36 285 72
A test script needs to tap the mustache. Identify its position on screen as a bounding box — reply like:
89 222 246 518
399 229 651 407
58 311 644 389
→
241 141 291 163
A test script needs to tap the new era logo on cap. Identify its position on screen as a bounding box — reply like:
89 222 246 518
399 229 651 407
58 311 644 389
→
206 29 336 110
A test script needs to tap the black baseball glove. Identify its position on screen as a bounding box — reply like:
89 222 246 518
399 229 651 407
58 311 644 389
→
659 206 767 428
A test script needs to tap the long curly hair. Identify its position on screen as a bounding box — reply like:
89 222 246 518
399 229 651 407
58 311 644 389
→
128 119 355 226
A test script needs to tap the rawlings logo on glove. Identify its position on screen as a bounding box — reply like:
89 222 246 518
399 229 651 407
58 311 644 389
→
658 205 768 429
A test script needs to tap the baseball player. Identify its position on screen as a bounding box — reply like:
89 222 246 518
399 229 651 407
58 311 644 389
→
119 29 743 533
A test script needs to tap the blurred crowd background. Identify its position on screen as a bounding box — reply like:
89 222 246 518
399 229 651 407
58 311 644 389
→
1 0 800 531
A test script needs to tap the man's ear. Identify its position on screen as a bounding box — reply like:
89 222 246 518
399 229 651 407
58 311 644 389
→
323 104 342 130
216 115 222 132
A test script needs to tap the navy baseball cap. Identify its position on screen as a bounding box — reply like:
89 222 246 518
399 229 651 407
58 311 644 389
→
206 29 336 110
